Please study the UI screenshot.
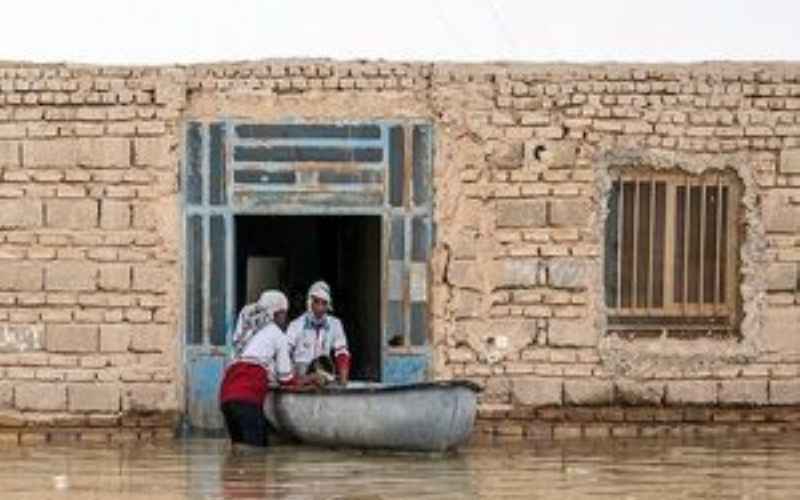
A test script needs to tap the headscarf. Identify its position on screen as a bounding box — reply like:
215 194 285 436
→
231 290 288 357
306 280 333 313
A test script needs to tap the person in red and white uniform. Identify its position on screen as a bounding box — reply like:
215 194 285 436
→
219 290 317 447
286 281 351 385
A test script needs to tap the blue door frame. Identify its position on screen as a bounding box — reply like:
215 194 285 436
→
182 120 434 431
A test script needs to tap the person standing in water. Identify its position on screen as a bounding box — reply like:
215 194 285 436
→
219 289 317 448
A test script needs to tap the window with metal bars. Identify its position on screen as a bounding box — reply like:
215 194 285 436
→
604 170 741 337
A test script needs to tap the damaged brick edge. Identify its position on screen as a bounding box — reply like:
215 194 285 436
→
591 148 768 374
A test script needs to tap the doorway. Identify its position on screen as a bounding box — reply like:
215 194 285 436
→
234 215 382 381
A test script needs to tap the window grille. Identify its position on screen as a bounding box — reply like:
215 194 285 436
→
605 170 741 337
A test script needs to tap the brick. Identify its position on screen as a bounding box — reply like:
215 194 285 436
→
99 264 130 291
548 317 597 347
0 141 19 166
492 258 542 288
0 325 43 352
75 108 106 121
15 383 66 411
23 139 79 167
134 137 171 167
718 380 768 405
46 199 98 229
547 258 591 290
564 380 613 405
497 200 546 228
129 325 166 353
548 199 590 227
100 201 130 230
0 263 43 291
766 263 798 291
0 123 26 139
0 199 42 228
99 324 132 352
510 377 562 406
45 324 98 353
46 262 97 291
780 149 800 174
666 381 718 405
79 138 130 167
615 380 665 405
763 190 800 233
132 266 170 292
131 204 156 229
0 381 11 409
68 384 120 412
770 380 800 404
762 307 800 354
122 383 177 413
446 261 483 291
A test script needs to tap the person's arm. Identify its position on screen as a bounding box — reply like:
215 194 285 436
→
331 319 350 385
276 333 326 388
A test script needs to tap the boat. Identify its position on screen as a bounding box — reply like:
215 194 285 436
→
263 380 480 452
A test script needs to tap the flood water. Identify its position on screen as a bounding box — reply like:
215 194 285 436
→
2 434 800 499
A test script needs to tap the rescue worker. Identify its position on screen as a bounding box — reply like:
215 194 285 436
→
287 281 351 385
219 290 317 448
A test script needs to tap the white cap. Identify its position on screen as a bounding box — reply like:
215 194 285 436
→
257 290 289 320
307 281 332 310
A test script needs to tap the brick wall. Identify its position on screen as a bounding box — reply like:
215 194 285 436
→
0 61 799 440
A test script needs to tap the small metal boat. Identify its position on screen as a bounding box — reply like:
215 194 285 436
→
263 380 480 452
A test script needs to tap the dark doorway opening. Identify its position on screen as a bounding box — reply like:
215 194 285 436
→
234 215 382 381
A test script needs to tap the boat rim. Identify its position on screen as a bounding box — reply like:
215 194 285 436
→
271 379 482 395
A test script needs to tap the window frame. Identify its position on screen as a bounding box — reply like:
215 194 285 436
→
605 168 742 336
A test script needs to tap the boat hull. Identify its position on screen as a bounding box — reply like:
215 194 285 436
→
263 381 479 452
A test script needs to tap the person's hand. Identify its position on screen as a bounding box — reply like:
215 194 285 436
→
300 373 327 388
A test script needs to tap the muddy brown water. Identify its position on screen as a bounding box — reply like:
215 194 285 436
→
2 434 800 499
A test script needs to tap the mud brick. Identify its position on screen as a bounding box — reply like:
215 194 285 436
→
552 424 582 439
80 429 111 443
496 422 524 437
653 408 683 422
624 408 656 422
684 407 714 422
594 407 625 422
712 409 743 422
582 423 611 439
48 431 80 443
507 407 537 419
0 432 20 445
477 406 511 420
537 408 566 421
524 422 553 440
19 432 48 445
610 425 639 438
640 426 673 438
564 407 597 422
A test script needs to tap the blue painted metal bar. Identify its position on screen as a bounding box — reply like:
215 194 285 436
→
412 125 433 207
209 215 227 347
186 214 204 345
388 126 404 207
209 122 227 206
185 122 203 206
234 145 383 163
235 123 382 140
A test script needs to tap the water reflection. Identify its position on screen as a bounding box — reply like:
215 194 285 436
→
1 433 799 499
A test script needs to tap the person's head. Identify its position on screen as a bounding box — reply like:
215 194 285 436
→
306 281 332 319
257 290 289 330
